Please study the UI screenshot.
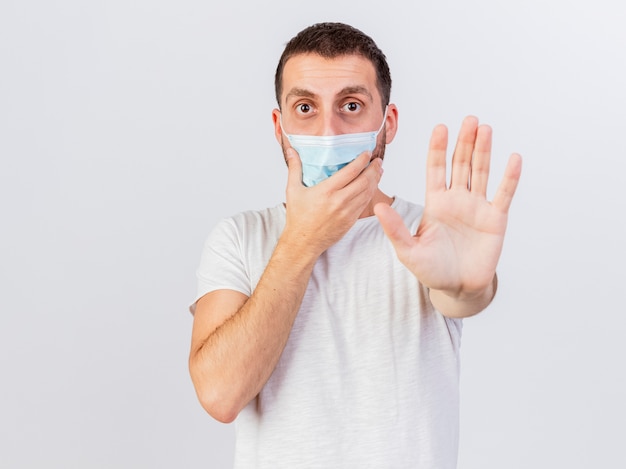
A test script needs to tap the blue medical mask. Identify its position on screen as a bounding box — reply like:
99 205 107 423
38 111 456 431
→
281 108 388 187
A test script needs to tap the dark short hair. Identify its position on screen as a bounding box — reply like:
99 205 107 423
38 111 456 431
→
274 22 392 111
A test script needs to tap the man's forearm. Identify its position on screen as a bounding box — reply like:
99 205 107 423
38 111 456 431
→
189 236 318 423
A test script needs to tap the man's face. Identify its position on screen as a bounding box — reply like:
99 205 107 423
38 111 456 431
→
273 53 397 162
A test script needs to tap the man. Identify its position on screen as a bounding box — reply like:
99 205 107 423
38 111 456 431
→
189 22 522 468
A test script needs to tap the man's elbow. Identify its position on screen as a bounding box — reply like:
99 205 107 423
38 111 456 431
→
190 363 244 423
196 388 241 424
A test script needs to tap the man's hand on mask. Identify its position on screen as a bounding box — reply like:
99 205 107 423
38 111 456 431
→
281 148 383 259
374 115 522 318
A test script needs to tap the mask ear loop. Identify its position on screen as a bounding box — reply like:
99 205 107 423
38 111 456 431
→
278 113 297 155
376 105 389 136
279 113 291 138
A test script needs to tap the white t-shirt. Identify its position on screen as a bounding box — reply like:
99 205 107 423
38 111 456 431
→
193 197 463 469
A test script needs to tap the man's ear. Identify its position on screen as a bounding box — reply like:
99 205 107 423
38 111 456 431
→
272 109 283 144
384 104 399 144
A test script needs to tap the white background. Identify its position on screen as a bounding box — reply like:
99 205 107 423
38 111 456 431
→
1 0 625 467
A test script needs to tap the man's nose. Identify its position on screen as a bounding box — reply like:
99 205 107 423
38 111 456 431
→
317 113 342 136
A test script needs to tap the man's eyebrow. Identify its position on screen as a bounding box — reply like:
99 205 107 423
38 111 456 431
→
285 88 317 101
284 85 373 102
338 85 373 101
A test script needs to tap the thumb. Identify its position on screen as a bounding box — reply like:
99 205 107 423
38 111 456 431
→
374 203 413 254
285 148 304 189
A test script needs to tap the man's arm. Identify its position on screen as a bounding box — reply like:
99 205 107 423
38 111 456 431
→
189 150 383 423
189 238 317 423
428 272 498 319
375 116 522 318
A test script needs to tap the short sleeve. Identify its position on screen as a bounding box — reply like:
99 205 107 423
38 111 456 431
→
189 218 251 314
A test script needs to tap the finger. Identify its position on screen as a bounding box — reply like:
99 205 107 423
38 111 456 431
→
339 156 383 206
425 124 449 197
320 151 373 189
469 124 492 197
356 155 384 186
450 115 479 189
492 153 522 212
374 202 414 255
285 148 305 190
426 124 448 192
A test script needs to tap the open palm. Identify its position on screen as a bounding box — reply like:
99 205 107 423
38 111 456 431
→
375 116 522 301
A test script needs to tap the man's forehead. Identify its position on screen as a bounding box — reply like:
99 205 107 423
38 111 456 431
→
282 52 376 76
281 53 378 100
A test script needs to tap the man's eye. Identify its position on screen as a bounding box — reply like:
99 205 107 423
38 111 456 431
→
343 102 361 112
298 103 311 114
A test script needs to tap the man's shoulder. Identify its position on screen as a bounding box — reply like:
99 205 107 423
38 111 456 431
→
222 203 286 226
211 204 286 241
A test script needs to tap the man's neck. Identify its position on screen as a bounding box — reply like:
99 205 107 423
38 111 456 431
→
358 189 394 219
